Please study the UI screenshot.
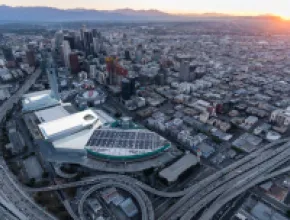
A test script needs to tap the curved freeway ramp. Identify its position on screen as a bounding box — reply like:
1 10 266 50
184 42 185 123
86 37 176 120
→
78 180 154 220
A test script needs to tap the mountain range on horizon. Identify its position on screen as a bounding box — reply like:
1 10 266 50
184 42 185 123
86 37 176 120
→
0 5 283 22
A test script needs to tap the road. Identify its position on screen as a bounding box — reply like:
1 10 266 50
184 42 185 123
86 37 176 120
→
250 187 290 213
1 77 287 220
180 142 290 220
158 139 290 220
0 68 42 123
0 163 56 220
0 68 56 220
200 165 290 220
9 139 290 220
78 180 154 220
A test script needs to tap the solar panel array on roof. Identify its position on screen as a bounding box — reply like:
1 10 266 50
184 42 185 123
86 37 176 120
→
86 129 161 150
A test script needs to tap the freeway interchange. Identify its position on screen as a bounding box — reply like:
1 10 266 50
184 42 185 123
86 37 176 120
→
0 69 41 123
22 138 290 220
1 114 290 220
0 68 56 220
1 69 290 220
159 139 290 220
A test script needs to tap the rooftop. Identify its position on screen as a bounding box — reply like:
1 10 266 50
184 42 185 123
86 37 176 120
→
38 109 101 141
251 202 288 220
34 105 70 123
120 198 139 218
159 153 198 183
86 128 170 160
22 90 60 112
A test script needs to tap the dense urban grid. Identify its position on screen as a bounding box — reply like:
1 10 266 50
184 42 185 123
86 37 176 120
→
0 19 290 220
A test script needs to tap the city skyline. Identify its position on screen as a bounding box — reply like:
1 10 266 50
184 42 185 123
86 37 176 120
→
1 1 290 220
2 0 290 19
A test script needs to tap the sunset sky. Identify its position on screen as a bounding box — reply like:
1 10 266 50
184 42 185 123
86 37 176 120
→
2 0 290 19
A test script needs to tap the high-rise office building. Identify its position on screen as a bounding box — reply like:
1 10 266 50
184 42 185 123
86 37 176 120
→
54 30 64 49
2 47 16 68
121 78 132 101
179 60 190 82
47 59 60 101
83 30 93 55
89 65 97 79
135 44 143 63
2 47 14 62
62 40 71 68
92 29 99 38
128 76 136 95
64 35 75 50
80 25 85 43
93 38 100 54
125 50 131 60
69 52 80 74
26 50 36 67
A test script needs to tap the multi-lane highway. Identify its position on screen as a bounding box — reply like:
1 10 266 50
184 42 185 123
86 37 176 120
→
199 162 290 220
0 68 56 220
0 164 56 220
158 138 290 220
0 68 41 123
179 142 290 220
20 139 290 220
0 74 288 220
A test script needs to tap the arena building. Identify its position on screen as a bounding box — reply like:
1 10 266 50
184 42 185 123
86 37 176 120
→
85 118 170 160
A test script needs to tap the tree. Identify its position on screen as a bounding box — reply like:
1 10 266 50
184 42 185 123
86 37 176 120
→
75 175 82 181
42 172 49 178
23 145 28 152
211 136 222 144
27 178 36 187
286 210 290 218
115 112 122 118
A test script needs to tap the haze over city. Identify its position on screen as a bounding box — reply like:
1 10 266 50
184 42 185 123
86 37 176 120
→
2 0 290 19
1 1 290 220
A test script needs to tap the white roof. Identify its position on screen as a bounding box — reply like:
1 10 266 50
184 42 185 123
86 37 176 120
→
39 109 100 141
22 90 60 112
195 100 210 107
52 121 102 150
22 90 51 99
35 105 69 123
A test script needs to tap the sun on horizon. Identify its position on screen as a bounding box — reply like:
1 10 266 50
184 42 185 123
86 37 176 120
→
275 10 290 20
1 1 290 21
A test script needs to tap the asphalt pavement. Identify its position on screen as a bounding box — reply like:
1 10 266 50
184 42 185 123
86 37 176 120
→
0 68 42 123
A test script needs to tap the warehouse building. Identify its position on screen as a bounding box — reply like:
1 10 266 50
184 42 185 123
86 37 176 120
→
159 153 199 184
